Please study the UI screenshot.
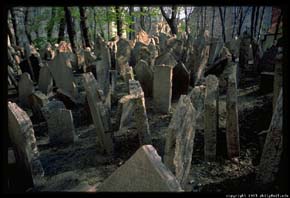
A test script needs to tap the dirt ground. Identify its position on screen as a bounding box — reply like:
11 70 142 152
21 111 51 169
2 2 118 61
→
12 73 276 192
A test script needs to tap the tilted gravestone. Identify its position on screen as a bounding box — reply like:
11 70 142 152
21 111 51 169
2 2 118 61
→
98 145 183 192
163 95 196 187
83 72 113 154
8 102 44 189
47 109 76 145
153 65 173 114
18 72 35 107
204 75 219 162
38 65 53 95
134 59 154 97
48 52 78 98
172 62 190 100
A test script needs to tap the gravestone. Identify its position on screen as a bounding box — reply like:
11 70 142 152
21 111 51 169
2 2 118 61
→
18 72 35 107
29 91 49 122
158 32 171 54
273 51 283 111
48 52 78 98
116 38 131 75
109 70 118 96
153 65 173 114
256 90 283 185
8 102 44 189
46 108 76 145
204 75 219 161
226 65 240 159
188 85 206 130
208 38 224 65
98 145 183 192
38 65 53 95
130 41 147 67
136 46 151 66
172 62 190 100
163 95 196 187
83 72 113 154
125 66 134 91
135 60 154 97
84 48 96 72
154 50 177 68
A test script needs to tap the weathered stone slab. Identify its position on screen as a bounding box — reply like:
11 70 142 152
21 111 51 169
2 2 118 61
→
18 72 34 107
135 60 154 97
256 89 283 185
153 65 173 114
226 65 240 159
154 50 177 68
38 65 53 95
125 66 134 92
8 102 44 188
164 95 196 187
172 62 190 99
204 75 219 161
98 145 183 192
109 70 118 95
29 91 49 122
48 52 78 98
46 108 76 145
83 72 113 154
273 52 282 111
116 38 131 75
188 85 206 130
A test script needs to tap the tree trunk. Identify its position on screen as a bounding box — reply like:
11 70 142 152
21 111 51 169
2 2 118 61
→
47 7 57 42
274 9 283 41
115 6 123 37
254 6 260 40
204 7 207 30
64 7 77 53
257 7 265 40
219 7 226 43
58 11 66 43
79 7 91 48
250 6 256 41
160 6 178 35
211 7 215 38
106 7 110 40
140 7 145 31
129 6 134 40
10 9 20 46
24 8 32 44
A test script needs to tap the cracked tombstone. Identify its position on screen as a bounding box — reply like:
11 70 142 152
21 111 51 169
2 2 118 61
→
204 75 219 162
8 102 44 190
188 85 206 130
83 72 113 154
256 89 283 185
48 52 78 98
226 64 240 159
18 72 35 107
38 65 53 95
163 95 196 188
135 59 154 97
172 62 190 100
98 145 183 192
153 65 173 114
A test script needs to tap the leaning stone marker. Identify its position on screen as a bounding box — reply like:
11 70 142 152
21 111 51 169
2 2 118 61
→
8 102 44 188
83 72 113 154
164 95 196 187
48 52 78 98
153 65 173 114
204 75 219 161
172 62 190 99
256 89 283 185
226 65 240 159
98 145 183 192
18 72 35 107
273 52 282 111
38 65 53 95
46 108 76 145
134 59 154 97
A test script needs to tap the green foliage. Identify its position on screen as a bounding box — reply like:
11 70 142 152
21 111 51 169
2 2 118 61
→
32 37 47 49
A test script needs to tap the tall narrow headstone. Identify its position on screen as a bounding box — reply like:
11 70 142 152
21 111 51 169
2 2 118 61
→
135 60 153 97
164 95 196 187
226 65 240 159
83 72 113 154
18 72 35 107
153 65 173 114
8 102 44 188
256 90 283 185
38 65 53 95
98 145 183 192
204 75 219 161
